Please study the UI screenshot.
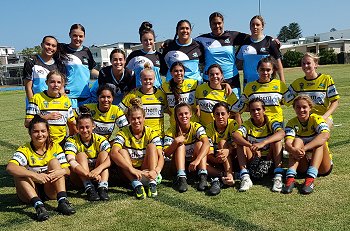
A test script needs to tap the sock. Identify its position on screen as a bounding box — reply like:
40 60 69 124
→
30 197 43 209
306 166 318 178
98 181 108 189
57 191 67 203
83 180 93 190
240 168 249 178
131 180 142 189
274 167 284 177
149 180 157 185
198 169 208 175
286 168 297 178
177 169 186 177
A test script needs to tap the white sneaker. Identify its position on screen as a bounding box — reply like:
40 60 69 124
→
239 175 253 192
272 176 283 192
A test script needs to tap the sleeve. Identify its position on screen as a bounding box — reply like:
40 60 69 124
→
236 124 248 138
326 75 340 101
205 125 215 151
163 128 175 149
231 31 249 46
98 68 107 85
112 130 126 149
315 116 330 134
227 92 238 108
119 92 131 112
55 144 70 168
149 131 163 149
195 124 207 140
284 120 296 140
115 108 129 128
236 45 244 61
282 82 294 106
67 100 75 122
64 138 78 156
87 48 97 70
22 59 34 81
25 96 40 119
269 119 283 133
99 138 111 152
9 149 28 166
268 38 282 59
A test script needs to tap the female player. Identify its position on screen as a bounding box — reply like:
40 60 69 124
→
206 102 239 195
236 15 285 85
63 23 98 108
126 21 165 88
23 35 67 104
232 98 285 192
7 115 75 221
76 84 128 140
288 52 340 128
25 70 77 145
95 48 136 105
65 112 111 201
283 95 332 194
110 98 164 199
119 63 167 138
162 20 204 83
195 12 248 96
195 64 240 127
163 103 210 193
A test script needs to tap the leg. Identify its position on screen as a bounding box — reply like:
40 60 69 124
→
193 141 208 191
237 145 253 192
173 144 188 193
94 151 110 201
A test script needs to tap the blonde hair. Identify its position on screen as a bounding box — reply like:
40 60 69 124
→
127 97 145 117
303 52 319 64
46 69 66 84
293 94 314 109
140 62 155 78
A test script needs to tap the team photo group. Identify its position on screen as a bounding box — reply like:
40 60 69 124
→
6 11 340 221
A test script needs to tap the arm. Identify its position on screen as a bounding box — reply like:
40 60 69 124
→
163 135 186 157
188 136 210 171
285 138 305 160
276 58 285 83
89 151 111 178
6 162 51 184
323 99 339 119
303 132 330 152
232 131 252 148
24 79 34 100
251 129 285 152
90 69 99 78
66 154 90 177
155 149 164 175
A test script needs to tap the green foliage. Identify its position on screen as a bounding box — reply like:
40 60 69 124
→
20 46 41 59
282 50 304 68
277 22 302 42
319 48 338 65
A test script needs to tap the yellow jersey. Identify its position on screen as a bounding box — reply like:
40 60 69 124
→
9 142 69 173
26 91 75 143
289 74 340 117
164 121 207 158
112 126 162 166
76 103 128 140
195 82 238 127
206 119 239 151
234 79 292 122
119 87 167 137
64 133 111 159
236 116 283 156
161 79 198 123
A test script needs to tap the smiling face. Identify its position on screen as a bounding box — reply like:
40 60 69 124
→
209 67 223 86
141 32 155 52
98 89 113 112
249 101 265 123
111 52 125 72
250 18 264 37
141 70 155 91
69 28 85 49
46 73 63 96
301 56 318 77
294 99 311 122
77 118 94 142
129 110 145 133
258 62 273 82
41 37 57 58
214 106 229 128
176 105 192 127
30 122 49 147
177 21 191 44
171 64 185 84
210 16 224 36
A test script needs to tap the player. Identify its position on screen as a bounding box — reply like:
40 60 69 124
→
7 115 75 221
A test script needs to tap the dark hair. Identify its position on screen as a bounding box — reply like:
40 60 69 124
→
69 24 85 35
77 106 94 125
250 15 265 28
257 56 278 79
208 63 223 75
139 21 156 42
209 12 224 23
109 48 126 61
248 98 265 110
174 20 192 40
174 102 192 136
169 62 185 104
28 115 52 149
41 35 68 75
212 102 230 114
97 84 115 98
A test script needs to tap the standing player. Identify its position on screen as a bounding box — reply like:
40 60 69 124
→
236 15 285 86
126 21 165 88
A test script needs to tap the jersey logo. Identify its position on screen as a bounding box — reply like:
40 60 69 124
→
110 115 116 120
299 83 304 90
203 90 208 97
30 155 36 164
252 85 257 92
294 125 299 132
307 82 315 86
37 69 45 74
155 60 160 65
260 47 267 52
187 84 192 89
224 38 230 44
318 83 325 88
273 85 278 90
64 102 69 108
158 96 163 102
192 52 198 58
43 101 49 108
82 57 89 65
91 110 96 116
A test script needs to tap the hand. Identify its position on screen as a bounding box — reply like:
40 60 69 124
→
32 173 51 184
46 112 62 120
250 142 265 153
88 168 102 181
130 168 144 181
290 147 305 160
188 159 200 172
222 83 232 95
216 149 229 163
222 173 235 186
148 170 158 180
47 169 65 182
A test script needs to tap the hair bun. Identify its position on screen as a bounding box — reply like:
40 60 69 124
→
139 21 153 35
129 97 143 108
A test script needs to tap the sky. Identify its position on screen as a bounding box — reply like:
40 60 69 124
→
1 0 349 51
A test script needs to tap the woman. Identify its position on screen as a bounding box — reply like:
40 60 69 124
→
94 48 136 105
161 62 198 123
63 24 99 108
110 98 164 199
163 103 210 193
23 35 67 104
232 98 285 192
206 102 239 195
195 12 248 96
283 95 332 194
7 115 75 221
236 15 285 86
25 70 77 145
65 113 111 201
195 64 240 127
119 63 167 138
77 84 128 140
288 52 340 128
126 21 165 88
162 20 204 83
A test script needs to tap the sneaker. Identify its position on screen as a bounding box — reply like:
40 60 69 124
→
36 205 49 221
134 185 146 200
272 176 283 192
197 174 208 191
239 175 253 192
57 199 76 215
208 178 221 196
301 177 315 194
98 187 110 201
147 183 158 198
175 176 188 193
86 186 100 201
282 177 295 194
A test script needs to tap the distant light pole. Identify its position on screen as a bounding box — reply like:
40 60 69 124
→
259 0 261 15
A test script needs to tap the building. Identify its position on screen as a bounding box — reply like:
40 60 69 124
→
0 46 15 65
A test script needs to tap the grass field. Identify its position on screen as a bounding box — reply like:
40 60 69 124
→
1 65 350 231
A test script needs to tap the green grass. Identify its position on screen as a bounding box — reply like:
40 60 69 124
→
1 64 350 231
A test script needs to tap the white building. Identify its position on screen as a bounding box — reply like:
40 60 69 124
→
0 46 15 65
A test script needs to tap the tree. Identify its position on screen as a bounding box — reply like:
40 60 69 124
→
277 22 302 42
277 26 290 42
282 50 304 68
20 46 41 59
319 49 337 65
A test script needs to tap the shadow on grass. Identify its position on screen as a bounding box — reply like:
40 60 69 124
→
329 139 350 148
157 192 270 231
0 139 19 151
0 164 15 187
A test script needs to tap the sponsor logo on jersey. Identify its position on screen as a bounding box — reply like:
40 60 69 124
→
203 90 208 97
285 127 295 137
37 69 45 75
319 83 325 88
31 155 36 164
224 38 230 44
273 85 278 90
187 84 192 89
155 60 160 65
307 82 315 86
43 101 49 108
260 47 267 52
110 115 116 120
82 57 89 65
299 83 304 90
252 85 257 92
192 52 198 58
158 96 163 102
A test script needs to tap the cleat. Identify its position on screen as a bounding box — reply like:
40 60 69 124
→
57 199 76 215
175 176 188 193
272 175 283 192
208 178 221 196
36 205 49 221
147 183 158 198
86 186 100 201
282 177 295 194
134 185 146 200
239 174 253 192
197 173 208 191
301 177 315 194
98 187 110 201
